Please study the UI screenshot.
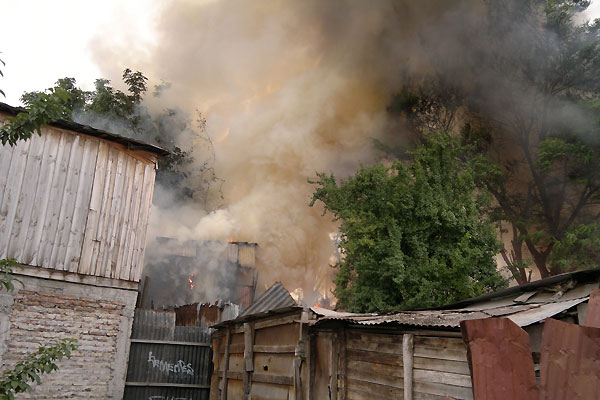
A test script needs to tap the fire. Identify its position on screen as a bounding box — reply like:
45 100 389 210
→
313 296 333 309
188 275 195 290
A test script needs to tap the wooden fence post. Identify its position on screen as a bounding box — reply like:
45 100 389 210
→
221 327 231 400
329 333 339 399
403 333 414 400
242 322 255 399
339 328 347 400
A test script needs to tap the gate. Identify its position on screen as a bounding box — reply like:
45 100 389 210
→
124 309 212 400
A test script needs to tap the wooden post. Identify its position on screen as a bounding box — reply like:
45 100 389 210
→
329 333 339 399
403 334 414 400
339 329 347 400
308 332 316 400
295 308 310 400
242 322 254 399
210 336 222 400
221 327 232 400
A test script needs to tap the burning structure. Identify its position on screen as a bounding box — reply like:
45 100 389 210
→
139 239 258 310
0 102 166 398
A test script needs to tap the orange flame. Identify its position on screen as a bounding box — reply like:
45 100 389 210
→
188 275 195 290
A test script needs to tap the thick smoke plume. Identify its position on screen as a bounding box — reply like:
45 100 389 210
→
88 0 597 303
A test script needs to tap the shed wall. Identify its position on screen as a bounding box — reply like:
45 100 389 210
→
211 310 306 400
0 123 156 282
344 331 404 399
327 329 473 400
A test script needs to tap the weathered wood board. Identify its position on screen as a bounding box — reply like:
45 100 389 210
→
0 124 157 282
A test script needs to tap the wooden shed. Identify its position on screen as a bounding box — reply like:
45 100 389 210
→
0 102 168 283
210 269 600 400
0 102 168 399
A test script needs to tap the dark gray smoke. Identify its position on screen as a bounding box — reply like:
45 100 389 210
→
87 0 598 301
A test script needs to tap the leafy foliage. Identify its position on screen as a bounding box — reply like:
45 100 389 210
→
311 133 506 312
387 0 600 283
0 89 70 146
17 70 222 207
0 259 22 292
0 260 77 399
0 339 78 400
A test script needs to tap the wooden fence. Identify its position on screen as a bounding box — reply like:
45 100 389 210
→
211 308 474 399
210 309 308 399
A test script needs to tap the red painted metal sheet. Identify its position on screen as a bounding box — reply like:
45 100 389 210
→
539 318 600 400
584 288 600 328
460 318 538 400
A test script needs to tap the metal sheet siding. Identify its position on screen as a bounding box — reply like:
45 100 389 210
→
0 125 156 282
126 309 212 400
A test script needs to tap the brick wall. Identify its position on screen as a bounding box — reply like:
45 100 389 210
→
0 275 137 399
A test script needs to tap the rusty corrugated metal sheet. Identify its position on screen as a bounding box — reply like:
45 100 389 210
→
460 318 538 400
584 288 600 328
539 318 600 399
241 282 297 316
235 286 254 310
175 302 241 327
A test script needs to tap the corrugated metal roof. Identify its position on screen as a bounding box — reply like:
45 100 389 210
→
240 282 297 317
311 274 599 329
436 268 600 310
0 102 169 156
311 307 489 328
507 298 588 327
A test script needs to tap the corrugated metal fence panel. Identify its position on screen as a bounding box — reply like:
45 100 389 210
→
124 386 208 400
127 309 212 400
132 309 177 340
0 124 156 282
126 342 212 385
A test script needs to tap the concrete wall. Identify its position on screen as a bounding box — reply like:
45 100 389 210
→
0 274 137 399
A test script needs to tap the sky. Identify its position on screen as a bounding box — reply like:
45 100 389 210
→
1 0 599 106
0 0 165 105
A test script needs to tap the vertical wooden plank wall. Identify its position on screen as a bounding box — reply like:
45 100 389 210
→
411 336 473 400
0 125 156 282
343 331 404 399
211 311 304 399
333 331 473 400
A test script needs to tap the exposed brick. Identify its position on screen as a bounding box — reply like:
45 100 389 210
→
4 287 134 400
57 295 77 300
37 291 58 298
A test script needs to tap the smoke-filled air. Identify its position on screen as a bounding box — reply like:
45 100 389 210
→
81 0 600 305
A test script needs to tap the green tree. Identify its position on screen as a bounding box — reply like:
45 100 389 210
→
0 338 77 400
310 133 506 312
388 0 600 284
17 71 222 208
